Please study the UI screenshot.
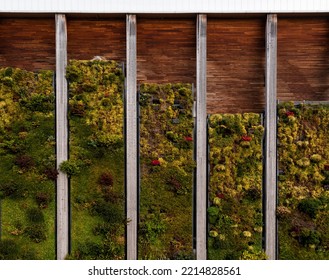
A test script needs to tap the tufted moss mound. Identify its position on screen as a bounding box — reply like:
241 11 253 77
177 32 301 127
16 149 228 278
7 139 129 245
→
0 67 55 259
138 83 195 260
66 60 125 260
208 113 265 260
278 102 329 260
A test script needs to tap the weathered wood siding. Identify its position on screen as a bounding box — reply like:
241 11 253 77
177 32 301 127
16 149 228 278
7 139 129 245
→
0 18 55 70
137 18 196 84
1 17 329 112
207 18 266 114
67 18 126 62
277 17 329 102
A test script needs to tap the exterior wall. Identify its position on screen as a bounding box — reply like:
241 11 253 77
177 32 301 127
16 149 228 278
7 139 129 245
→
207 18 265 113
277 17 329 101
0 18 55 70
1 16 329 112
137 18 196 84
67 18 126 62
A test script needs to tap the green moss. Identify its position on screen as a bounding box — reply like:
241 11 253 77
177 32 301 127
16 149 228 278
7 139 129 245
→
0 67 55 259
208 113 264 260
67 60 125 260
139 83 194 260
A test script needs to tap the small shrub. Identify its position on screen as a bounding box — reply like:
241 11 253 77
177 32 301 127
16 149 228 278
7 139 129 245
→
35 192 52 208
59 160 80 176
92 201 123 224
43 167 59 181
276 206 292 220
299 229 321 247
0 240 20 260
98 171 114 187
14 154 34 169
26 207 45 224
298 198 321 219
24 225 47 243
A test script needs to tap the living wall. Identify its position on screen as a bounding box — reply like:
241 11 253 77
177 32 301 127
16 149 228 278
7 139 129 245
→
139 83 194 259
208 113 265 260
0 67 55 259
277 102 329 259
65 60 125 260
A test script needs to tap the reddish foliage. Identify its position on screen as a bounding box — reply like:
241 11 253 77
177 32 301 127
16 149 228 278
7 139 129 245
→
14 155 34 169
241 135 252 142
184 136 193 142
285 111 295 117
216 193 225 199
324 164 329 171
98 172 114 187
43 168 59 181
151 159 161 166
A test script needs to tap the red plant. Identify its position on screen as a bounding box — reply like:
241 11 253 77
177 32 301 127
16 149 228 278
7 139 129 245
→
98 172 114 187
285 111 295 117
151 159 161 166
184 136 193 142
43 168 59 181
216 193 225 199
324 164 329 171
241 135 252 142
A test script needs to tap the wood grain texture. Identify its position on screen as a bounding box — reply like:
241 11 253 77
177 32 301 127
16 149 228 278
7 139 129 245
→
277 17 329 102
67 18 126 62
0 18 55 70
207 18 266 114
137 18 196 84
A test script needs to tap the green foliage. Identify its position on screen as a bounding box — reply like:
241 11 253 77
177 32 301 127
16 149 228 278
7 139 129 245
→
139 83 194 259
26 207 45 224
0 240 20 260
59 160 80 176
208 113 264 260
278 102 329 259
298 198 322 219
0 67 55 259
67 60 125 260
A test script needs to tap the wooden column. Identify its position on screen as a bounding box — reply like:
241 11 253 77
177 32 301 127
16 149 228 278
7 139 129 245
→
55 14 69 260
264 14 278 260
196 14 207 260
126 14 138 260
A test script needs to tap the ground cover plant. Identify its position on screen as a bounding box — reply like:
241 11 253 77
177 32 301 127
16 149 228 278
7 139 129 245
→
277 102 329 259
65 60 125 260
208 113 265 260
0 67 55 259
138 83 194 259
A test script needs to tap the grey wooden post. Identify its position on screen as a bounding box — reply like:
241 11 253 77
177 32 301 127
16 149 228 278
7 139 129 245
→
55 14 69 260
126 14 138 260
264 14 278 260
196 14 207 260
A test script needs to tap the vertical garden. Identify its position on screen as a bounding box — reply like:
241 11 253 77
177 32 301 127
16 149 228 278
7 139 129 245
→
65 60 125 260
277 102 329 260
0 67 55 259
208 113 265 260
1 64 328 260
138 83 195 260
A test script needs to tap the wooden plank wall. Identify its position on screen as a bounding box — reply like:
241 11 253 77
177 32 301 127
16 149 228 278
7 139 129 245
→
137 18 196 84
67 18 126 62
277 17 329 102
0 18 55 71
1 17 329 112
207 18 266 114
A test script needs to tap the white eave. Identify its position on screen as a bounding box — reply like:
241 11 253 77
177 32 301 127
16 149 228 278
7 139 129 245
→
0 0 329 14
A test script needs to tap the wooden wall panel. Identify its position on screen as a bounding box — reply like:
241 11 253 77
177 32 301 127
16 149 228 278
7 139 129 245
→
207 18 265 114
137 18 196 84
277 17 329 102
67 18 126 62
0 18 55 71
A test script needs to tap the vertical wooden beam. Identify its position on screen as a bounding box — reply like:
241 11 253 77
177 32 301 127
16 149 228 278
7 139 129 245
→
126 14 138 260
264 14 278 260
196 14 207 260
55 14 69 260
